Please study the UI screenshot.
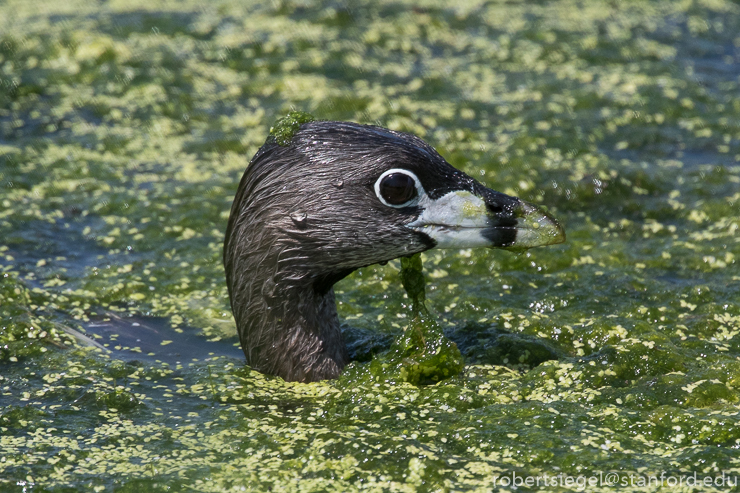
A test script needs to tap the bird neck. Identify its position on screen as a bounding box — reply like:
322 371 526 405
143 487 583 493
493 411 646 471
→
230 262 349 382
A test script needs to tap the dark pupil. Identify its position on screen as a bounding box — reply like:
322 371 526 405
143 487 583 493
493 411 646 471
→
380 173 417 205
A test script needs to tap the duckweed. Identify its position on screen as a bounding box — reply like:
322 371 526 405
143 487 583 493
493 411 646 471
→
1 0 740 491
269 111 317 146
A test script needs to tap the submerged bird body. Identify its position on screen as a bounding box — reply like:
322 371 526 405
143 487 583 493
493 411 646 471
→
225 120 564 382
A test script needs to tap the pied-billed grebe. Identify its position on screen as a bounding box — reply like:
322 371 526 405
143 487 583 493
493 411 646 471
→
224 119 564 382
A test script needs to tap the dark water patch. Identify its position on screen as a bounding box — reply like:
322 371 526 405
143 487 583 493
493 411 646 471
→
673 150 740 170
46 10 213 41
78 311 242 365
1 216 108 280
342 325 395 362
448 322 569 369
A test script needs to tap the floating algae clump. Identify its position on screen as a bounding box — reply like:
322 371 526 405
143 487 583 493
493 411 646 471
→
269 111 316 146
390 254 465 384
345 254 464 385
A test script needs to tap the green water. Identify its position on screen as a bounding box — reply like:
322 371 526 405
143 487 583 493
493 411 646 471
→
1 0 740 491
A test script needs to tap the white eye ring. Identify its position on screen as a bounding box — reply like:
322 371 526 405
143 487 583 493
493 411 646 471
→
374 168 425 208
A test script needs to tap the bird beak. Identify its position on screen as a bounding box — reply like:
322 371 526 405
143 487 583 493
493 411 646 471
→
407 189 565 250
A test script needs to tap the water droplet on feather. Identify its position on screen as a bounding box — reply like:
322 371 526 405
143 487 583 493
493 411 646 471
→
290 211 307 226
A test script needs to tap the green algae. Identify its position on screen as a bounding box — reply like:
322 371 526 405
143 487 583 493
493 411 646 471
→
346 254 465 385
269 111 317 146
399 254 427 313
0 0 740 491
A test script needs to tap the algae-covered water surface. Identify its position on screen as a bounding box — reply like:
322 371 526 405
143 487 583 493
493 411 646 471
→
2 0 740 491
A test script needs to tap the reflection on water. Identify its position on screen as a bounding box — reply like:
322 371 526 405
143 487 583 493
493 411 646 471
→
77 312 243 364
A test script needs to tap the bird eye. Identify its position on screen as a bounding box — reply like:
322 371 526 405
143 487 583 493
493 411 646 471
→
379 173 417 205
374 169 421 208
374 168 424 208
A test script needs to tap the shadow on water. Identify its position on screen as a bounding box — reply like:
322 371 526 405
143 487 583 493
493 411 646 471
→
447 322 570 369
342 325 395 362
343 321 570 371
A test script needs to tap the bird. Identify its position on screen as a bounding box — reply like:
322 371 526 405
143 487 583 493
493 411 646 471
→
224 118 565 382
